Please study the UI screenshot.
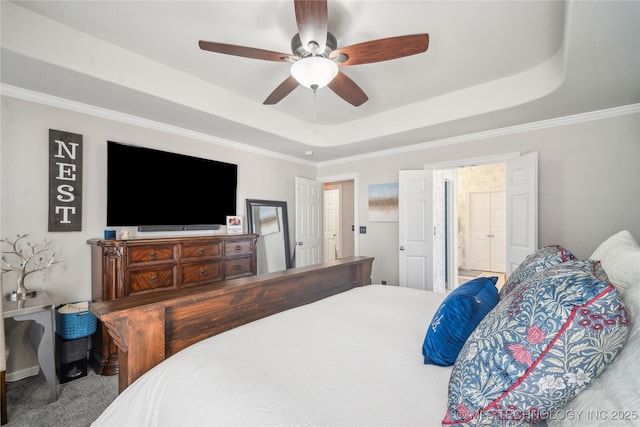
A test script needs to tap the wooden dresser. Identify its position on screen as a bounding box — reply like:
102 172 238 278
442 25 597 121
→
87 234 257 375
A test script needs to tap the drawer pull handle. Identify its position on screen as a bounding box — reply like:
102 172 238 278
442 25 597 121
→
234 265 241 270
149 252 158 260
199 248 207 255
199 270 208 277
148 274 159 285
234 245 243 251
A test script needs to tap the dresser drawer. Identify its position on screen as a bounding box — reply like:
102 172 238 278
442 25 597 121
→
182 242 221 260
224 240 252 257
224 256 254 279
128 245 177 266
181 261 222 286
128 267 177 294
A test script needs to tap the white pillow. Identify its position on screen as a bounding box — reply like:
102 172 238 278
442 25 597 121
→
548 231 640 427
589 230 640 297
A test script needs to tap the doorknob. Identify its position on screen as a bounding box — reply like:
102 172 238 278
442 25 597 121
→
399 246 405 251
297 241 304 246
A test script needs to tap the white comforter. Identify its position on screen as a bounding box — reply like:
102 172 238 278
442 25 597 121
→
93 285 452 426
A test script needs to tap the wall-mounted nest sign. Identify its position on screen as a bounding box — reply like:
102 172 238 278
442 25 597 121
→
48 129 83 231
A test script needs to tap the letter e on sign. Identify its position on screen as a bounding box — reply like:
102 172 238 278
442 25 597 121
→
48 129 83 231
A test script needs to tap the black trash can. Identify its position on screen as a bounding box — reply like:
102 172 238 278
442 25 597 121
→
55 334 88 383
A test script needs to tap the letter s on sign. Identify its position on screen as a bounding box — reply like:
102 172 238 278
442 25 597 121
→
57 184 75 202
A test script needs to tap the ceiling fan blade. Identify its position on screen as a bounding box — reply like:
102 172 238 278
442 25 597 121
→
199 41 297 63
327 72 368 107
263 76 300 105
330 34 429 66
294 0 328 53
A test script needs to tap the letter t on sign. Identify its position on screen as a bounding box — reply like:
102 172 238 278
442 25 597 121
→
48 129 83 231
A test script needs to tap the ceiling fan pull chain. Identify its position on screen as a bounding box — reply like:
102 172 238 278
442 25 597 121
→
313 90 318 121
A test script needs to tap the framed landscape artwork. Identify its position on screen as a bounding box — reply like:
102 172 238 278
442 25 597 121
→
368 183 399 222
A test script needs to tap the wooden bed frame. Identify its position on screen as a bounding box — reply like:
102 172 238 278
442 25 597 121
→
90 256 374 392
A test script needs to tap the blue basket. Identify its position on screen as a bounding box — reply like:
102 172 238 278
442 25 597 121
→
55 303 97 340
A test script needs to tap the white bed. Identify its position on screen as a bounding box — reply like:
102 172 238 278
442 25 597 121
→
93 285 452 426
93 231 640 427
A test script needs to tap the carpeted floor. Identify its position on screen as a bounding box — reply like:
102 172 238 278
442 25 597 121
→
4 369 117 427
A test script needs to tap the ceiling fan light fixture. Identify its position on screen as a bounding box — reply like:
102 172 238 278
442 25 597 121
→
290 56 338 90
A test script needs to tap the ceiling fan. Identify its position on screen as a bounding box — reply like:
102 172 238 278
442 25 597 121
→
199 0 429 107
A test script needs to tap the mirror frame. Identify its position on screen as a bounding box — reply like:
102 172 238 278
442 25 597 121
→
245 199 292 270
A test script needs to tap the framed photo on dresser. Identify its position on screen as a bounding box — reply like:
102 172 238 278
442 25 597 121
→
226 216 243 234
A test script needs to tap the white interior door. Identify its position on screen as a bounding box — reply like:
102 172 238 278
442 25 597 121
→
399 170 434 291
468 191 506 272
506 152 538 275
468 192 492 271
295 177 323 267
323 188 340 261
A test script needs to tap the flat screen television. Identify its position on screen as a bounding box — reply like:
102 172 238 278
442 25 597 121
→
107 141 237 231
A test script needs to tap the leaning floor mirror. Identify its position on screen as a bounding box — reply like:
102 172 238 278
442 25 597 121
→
246 199 292 274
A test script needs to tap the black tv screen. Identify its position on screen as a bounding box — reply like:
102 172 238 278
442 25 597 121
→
107 141 237 230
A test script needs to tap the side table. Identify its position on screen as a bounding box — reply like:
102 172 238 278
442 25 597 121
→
3 292 58 403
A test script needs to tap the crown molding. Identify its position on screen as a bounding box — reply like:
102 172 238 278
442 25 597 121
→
318 103 640 167
424 152 520 170
0 84 316 167
2 84 637 168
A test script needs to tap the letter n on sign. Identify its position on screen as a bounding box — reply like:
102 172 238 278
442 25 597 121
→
48 129 83 231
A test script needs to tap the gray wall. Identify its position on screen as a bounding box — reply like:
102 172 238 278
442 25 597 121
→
318 112 640 285
0 96 315 305
0 95 315 377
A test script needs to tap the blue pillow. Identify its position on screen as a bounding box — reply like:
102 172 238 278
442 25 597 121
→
422 276 498 366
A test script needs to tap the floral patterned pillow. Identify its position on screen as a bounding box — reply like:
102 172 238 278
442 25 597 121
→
443 260 630 426
499 245 576 299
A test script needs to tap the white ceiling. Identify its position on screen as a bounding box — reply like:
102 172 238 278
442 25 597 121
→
1 1 639 162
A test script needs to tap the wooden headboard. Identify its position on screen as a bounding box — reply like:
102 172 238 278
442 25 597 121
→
90 256 374 392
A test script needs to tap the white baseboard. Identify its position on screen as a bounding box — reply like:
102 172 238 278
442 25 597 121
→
6 365 40 382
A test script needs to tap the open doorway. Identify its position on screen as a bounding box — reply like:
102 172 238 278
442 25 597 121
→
295 174 358 268
400 152 537 293
323 180 355 260
444 163 507 290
